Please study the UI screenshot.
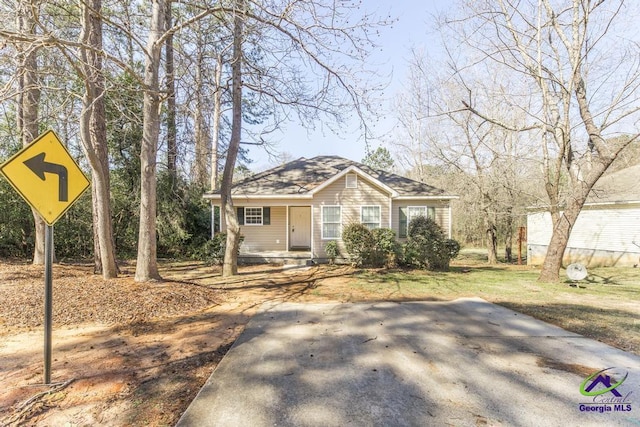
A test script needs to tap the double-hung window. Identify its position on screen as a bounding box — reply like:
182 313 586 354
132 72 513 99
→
400 206 436 238
322 206 341 239
407 206 429 223
244 207 263 225
361 206 381 230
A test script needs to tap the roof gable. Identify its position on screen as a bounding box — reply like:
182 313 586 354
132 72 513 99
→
310 165 399 197
205 155 455 199
587 164 640 204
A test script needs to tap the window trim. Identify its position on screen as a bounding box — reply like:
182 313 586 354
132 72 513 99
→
407 206 435 222
345 173 358 189
321 205 342 240
244 207 264 226
360 205 381 230
407 206 428 223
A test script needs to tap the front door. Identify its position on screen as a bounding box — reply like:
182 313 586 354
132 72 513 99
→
289 206 311 250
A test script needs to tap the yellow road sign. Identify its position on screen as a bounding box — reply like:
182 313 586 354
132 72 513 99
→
0 130 90 225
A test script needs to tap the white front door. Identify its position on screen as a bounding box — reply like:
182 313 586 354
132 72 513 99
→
289 206 311 249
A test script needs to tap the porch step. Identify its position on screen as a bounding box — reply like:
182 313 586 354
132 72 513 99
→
283 257 313 266
238 251 313 266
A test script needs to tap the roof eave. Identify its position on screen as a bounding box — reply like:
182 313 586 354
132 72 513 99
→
526 199 640 211
394 195 459 200
203 193 313 200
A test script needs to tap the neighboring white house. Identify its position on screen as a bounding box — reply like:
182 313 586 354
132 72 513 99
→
527 164 640 267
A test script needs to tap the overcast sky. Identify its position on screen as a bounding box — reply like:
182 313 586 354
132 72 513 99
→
246 0 451 171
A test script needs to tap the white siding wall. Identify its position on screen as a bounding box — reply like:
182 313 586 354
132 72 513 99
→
527 204 640 266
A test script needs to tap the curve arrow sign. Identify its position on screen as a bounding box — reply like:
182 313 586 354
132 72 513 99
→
23 152 69 202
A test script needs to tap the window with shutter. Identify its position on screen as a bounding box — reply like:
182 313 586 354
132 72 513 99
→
244 207 263 225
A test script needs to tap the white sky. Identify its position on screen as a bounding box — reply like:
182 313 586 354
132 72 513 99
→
246 0 451 171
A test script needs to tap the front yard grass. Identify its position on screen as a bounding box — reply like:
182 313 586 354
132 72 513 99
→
345 254 639 355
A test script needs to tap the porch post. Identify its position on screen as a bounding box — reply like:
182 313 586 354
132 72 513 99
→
310 205 314 258
285 205 289 251
211 204 222 237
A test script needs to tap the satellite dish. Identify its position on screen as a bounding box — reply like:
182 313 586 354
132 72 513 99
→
566 263 588 281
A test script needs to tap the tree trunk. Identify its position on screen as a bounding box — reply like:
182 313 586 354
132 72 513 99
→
165 0 177 185
92 185 102 274
538 156 614 282
481 190 497 265
221 0 244 277
16 0 44 265
80 0 119 279
211 54 222 191
538 198 583 282
193 42 210 188
486 222 498 265
504 206 513 263
135 0 164 282
539 69 632 282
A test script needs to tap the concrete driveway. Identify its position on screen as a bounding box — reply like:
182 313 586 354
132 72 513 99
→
176 298 640 426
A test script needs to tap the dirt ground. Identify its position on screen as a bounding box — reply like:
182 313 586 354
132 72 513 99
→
0 261 359 426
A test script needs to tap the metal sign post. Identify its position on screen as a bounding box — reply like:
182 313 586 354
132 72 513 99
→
0 130 90 385
44 224 54 384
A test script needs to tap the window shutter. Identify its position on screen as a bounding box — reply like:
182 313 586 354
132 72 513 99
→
237 207 244 225
399 207 407 238
263 207 271 225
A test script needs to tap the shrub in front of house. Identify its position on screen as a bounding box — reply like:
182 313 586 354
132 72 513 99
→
371 227 401 268
201 232 244 265
402 216 460 271
342 223 376 267
342 223 399 268
324 240 340 264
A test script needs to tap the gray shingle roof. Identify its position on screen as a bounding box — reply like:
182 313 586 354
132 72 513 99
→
587 164 640 203
208 155 454 198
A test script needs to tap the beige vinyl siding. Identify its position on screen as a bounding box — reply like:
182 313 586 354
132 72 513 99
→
220 204 287 252
392 200 452 239
312 175 390 257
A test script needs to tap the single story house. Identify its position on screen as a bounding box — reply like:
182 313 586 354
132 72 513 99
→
204 155 458 263
527 164 640 267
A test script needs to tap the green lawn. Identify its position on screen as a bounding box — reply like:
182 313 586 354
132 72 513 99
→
346 253 640 355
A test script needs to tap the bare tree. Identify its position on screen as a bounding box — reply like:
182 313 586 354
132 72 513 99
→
79 0 119 278
15 0 45 265
192 25 212 189
446 0 640 281
165 0 177 186
211 53 223 190
220 0 244 277
391 50 536 264
135 0 165 282
216 0 390 275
